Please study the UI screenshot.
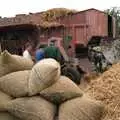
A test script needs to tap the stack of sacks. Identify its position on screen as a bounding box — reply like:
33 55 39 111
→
0 50 34 120
0 53 60 120
0 50 104 120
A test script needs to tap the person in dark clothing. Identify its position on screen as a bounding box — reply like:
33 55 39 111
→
18 47 23 56
94 51 103 73
67 45 74 58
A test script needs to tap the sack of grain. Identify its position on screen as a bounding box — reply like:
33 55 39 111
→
0 112 21 120
0 70 30 98
0 91 12 111
59 95 104 120
40 76 83 104
0 50 34 77
6 96 56 120
28 58 61 96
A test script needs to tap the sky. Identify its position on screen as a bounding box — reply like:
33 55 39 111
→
0 0 119 17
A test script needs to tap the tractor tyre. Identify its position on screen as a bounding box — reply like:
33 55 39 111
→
62 67 81 84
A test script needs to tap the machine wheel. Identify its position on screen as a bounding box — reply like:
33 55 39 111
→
62 67 81 84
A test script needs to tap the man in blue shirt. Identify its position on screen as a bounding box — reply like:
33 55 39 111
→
35 45 45 62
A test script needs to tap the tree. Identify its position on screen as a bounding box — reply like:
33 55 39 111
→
104 7 120 37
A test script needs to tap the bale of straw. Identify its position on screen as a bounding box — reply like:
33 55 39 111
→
40 8 76 22
28 58 61 96
40 76 83 104
6 96 56 120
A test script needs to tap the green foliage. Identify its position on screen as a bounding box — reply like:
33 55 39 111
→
104 7 120 36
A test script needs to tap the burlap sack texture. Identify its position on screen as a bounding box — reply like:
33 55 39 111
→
59 95 104 120
0 70 30 98
0 50 34 77
0 112 21 120
0 91 12 112
28 58 61 96
6 96 56 120
0 52 104 120
40 76 83 104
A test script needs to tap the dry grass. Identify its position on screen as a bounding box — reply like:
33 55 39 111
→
79 73 100 91
40 8 77 22
85 63 120 120
37 8 77 28
83 72 100 83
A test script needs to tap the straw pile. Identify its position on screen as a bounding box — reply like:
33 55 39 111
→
0 51 105 120
87 62 120 120
35 8 77 28
40 8 77 22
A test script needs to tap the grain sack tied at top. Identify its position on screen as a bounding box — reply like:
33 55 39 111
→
28 58 61 96
6 96 56 120
0 50 34 77
0 70 30 98
40 76 83 104
59 95 104 120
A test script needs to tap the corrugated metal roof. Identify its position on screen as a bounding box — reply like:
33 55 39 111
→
0 15 64 29
73 8 106 15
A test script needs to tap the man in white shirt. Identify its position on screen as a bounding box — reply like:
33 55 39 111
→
23 42 33 60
